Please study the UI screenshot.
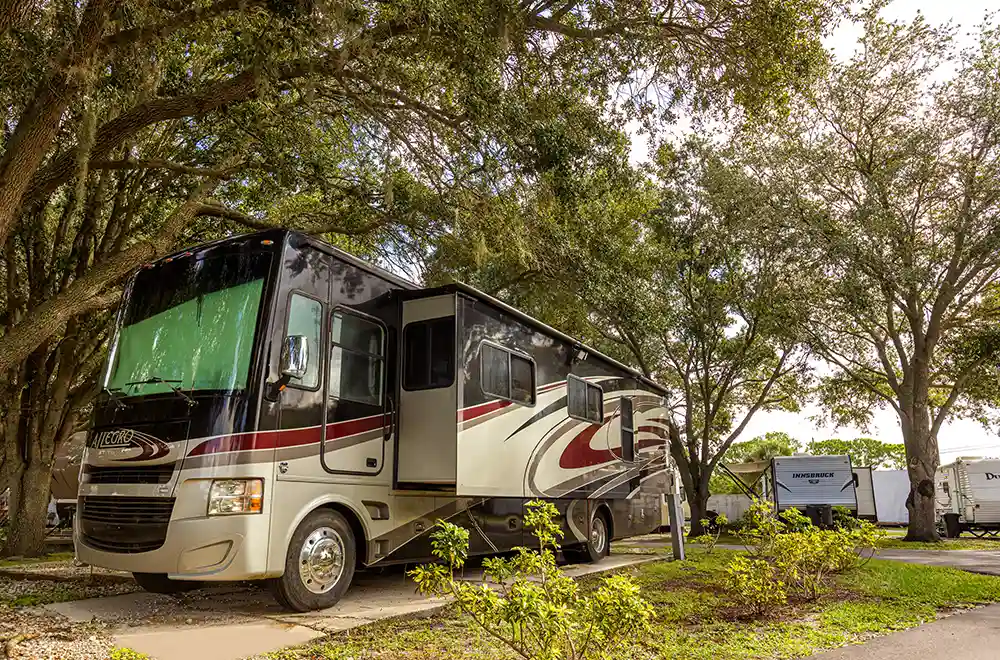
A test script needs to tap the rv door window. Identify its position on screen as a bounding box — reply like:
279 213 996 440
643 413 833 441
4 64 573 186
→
480 343 536 406
567 375 603 424
510 354 535 405
620 396 635 462
403 317 455 390
286 293 323 389
330 311 384 406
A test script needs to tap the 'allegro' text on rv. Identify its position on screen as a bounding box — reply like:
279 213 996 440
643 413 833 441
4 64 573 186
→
792 472 835 479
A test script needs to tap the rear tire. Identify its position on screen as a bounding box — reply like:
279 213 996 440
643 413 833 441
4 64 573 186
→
564 509 610 564
944 513 962 539
132 572 200 594
270 509 356 612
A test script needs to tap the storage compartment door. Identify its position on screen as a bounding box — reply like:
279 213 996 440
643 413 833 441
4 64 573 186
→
396 295 458 485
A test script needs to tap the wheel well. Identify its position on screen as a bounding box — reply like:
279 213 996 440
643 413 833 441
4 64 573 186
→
318 502 367 569
595 503 614 539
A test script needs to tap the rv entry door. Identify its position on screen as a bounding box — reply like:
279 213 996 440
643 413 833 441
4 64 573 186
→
396 294 458 488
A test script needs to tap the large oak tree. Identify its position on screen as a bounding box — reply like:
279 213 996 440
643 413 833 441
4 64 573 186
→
753 12 1000 540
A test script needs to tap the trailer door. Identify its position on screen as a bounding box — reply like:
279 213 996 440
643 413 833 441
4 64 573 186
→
396 294 458 486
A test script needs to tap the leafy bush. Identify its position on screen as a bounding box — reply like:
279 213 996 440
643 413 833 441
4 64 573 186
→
410 500 654 660
832 505 858 530
724 554 787 615
109 649 151 660
728 500 885 608
692 513 729 554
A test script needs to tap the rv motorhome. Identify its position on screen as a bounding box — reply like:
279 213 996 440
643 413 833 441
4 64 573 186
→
74 230 670 611
763 455 858 525
936 458 1000 538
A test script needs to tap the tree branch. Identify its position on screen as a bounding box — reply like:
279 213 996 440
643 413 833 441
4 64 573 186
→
91 158 240 178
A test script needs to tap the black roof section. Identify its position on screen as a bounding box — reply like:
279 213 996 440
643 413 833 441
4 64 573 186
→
154 228 418 291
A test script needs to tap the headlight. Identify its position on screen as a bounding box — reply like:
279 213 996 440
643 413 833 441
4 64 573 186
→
208 479 263 516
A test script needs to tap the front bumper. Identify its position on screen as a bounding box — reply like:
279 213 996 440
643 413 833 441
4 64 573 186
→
75 480 274 581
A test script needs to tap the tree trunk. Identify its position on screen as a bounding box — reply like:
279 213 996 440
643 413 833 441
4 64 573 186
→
686 480 711 538
899 372 940 542
4 461 51 557
0 0 36 38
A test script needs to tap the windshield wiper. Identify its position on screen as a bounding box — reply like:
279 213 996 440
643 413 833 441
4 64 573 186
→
124 377 197 407
102 387 128 411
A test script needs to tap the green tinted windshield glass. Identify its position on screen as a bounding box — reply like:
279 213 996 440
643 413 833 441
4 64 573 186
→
107 254 268 395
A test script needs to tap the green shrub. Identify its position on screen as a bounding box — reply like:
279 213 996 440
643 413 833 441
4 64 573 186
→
410 500 654 660
109 649 151 660
724 554 787 615
692 513 729 554
728 499 885 606
832 506 858 530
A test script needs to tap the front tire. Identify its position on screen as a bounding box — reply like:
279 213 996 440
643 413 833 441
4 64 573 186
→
132 572 200 594
270 509 356 612
565 509 610 564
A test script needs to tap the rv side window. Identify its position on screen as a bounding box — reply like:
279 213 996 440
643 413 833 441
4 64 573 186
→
567 375 603 424
403 317 455 390
620 396 635 462
329 310 384 406
286 293 323 389
480 343 536 406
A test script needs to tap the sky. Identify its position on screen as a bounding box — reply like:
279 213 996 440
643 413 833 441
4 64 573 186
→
742 0 1000 463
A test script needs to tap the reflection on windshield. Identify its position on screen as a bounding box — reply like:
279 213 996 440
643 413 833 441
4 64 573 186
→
105 252 271 396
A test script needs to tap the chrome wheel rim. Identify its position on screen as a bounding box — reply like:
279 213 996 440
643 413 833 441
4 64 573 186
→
299 526 346 594
591 516 607 555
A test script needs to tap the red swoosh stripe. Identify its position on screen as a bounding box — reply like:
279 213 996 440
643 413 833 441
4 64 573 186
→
187 415 386 456
458 400 511 423
559 422 667 470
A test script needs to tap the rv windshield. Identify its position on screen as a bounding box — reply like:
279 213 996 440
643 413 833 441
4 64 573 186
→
105 252 271 397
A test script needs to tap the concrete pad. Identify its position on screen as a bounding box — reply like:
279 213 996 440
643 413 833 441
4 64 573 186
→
42 554 658 660
810 603 1000 659
113 621 324 660
561 554 661 577
45 591 173 623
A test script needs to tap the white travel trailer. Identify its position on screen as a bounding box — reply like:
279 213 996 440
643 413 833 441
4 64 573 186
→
936 458 1000 538
762 455 858 524
75 230 671 612
853 466 877 521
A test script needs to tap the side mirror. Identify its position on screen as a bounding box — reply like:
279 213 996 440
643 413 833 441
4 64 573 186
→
280 335 309 380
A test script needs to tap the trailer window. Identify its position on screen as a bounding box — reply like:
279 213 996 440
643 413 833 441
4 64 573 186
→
568 375 603 424
620 396 635 462
330 311 384 406
481 343 535 406
286 293 323 389
403 317 455 390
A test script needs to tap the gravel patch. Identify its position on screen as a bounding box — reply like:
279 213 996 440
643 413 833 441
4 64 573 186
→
0 561 131 581
0 605 115 660
0 575 140 608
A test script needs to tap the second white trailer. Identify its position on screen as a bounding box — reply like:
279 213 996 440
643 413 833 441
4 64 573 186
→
936 458 1000 537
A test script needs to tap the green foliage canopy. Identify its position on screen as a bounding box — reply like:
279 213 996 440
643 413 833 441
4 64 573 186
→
807 437 907 470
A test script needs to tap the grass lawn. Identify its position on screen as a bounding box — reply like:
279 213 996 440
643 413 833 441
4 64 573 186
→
261 549 1000 660
674 531 1000 552
880 537 1000 550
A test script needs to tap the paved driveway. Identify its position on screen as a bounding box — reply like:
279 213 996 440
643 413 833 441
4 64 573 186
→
811 603 1000 659
875 549 1000 576
43 554 656 660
